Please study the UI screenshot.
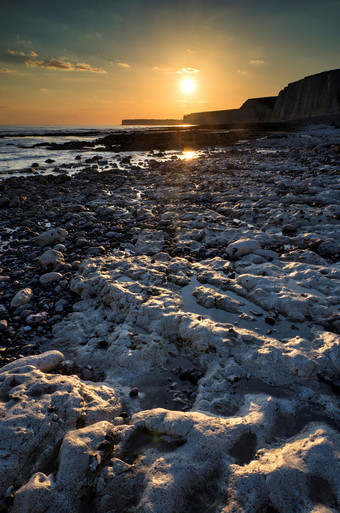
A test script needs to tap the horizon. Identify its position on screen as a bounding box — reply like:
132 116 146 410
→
1 0 340 125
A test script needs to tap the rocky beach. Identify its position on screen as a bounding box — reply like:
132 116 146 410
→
0 123 340 512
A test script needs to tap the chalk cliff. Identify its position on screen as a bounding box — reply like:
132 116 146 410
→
183 97 276 125
272 69 340 121
182 69 340 125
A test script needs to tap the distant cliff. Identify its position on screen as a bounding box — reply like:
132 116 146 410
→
183 97 276 125
122 119 183 126
272 69 340 121
182 69 340 125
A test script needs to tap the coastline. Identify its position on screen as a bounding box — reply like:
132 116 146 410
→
0 123 340 511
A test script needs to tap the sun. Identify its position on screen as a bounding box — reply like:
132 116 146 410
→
182 78 195 93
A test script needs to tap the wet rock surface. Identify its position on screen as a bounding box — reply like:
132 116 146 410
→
0 124 340 512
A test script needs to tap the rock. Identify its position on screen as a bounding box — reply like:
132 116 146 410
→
54 243 67 253
0 359 121 505
282 223 298 236
75 237 89 248
38 249 65 269
0 350 64 374
39 272 63 284
26 312 48 325
226 238 261 258
37 227 68 245
10 288 33 308
0 319 8 331
135 229 165 255
318 240 340 257
273 68 340 121
129 387 139 397
0 197 10 208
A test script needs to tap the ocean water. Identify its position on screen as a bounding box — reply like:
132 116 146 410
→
0 124 198 178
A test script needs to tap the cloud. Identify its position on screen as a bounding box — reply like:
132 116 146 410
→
249 59 265 64
25 56 106 73
237 69 249 75
179 67 200 74
115 62 131 68
6 49 106 73
8 49 37 57
0 68 15 73
153 66 200 74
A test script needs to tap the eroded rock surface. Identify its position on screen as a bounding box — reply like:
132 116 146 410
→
1 124 340 512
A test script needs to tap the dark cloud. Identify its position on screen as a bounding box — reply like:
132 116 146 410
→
4 49 106 73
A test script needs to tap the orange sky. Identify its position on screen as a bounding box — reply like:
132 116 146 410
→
1 0 339 125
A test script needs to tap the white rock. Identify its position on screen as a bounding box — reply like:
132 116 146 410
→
40 272 63 284
10 288 33 308
0 350 64 374
38 249 65 268
226 238 261 258
37 227 68 245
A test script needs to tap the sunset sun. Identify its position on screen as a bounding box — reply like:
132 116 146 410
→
182 77 195 93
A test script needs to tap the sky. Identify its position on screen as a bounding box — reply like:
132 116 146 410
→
0 0 339 125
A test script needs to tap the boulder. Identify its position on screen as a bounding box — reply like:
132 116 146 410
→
37 227 68 245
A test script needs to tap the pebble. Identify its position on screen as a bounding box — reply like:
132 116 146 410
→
10 288 33 308
129 387 139 397
0 320 8 331
38 249 65 269
39 272 63 284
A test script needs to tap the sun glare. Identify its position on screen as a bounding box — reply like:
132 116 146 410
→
182 78 195 93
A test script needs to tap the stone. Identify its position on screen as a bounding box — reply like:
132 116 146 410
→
10 288 33 308
318 240 340 257
39 272 63 284
0 350 64 374
0 197 10 208
37 227 68 245
26 312 48 325
0 319 8 331
135 229 165 255
226 238 261 258
282 223 298 235
38 249 65 269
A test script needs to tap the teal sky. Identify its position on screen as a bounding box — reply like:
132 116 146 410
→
1 0 339 124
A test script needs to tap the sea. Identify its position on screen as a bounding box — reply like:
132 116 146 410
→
0 124 200 179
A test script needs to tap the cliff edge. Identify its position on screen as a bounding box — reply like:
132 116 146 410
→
273 68 340 121
182 68 340 125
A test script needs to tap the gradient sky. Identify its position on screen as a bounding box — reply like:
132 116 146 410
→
1 0 339 125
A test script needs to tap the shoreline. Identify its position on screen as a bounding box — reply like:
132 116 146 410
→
0 123 340 511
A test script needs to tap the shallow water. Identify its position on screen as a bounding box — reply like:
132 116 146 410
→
181 275 315 341
0 125 204 177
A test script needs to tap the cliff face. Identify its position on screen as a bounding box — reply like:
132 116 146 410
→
183 97 276 125
183 69 340 125
273 69 340 121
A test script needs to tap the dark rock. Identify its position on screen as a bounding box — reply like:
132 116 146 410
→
282 223 298 236
317 240 340 257
0 197 10 208
129 387 139 397
97 340 109 349
265 316 276 326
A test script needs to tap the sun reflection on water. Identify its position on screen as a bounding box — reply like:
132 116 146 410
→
181 150 197 160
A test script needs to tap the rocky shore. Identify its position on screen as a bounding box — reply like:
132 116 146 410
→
0 124 340 512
